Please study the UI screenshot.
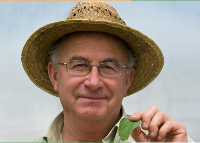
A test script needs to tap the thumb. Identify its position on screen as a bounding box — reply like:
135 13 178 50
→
131 126 148 142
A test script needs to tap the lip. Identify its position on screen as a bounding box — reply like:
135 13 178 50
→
78 96 106 100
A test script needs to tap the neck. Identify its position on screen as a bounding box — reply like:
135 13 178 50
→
62 109 122 142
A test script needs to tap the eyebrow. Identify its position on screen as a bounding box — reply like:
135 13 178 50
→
69 56 119 63
101 58 119 63
70 56 90 62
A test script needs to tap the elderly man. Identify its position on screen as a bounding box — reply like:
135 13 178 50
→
21 2 193 142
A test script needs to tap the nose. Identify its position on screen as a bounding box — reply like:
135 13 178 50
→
84 66 103 91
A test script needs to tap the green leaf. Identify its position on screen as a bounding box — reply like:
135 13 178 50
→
118 118 140 142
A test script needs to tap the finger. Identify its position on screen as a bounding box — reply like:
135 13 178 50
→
131 126 148 142
148 111 164 138
141 106 160 130
157 121 187 142
130 111 146 121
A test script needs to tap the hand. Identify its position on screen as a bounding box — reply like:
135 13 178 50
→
130 106 188 142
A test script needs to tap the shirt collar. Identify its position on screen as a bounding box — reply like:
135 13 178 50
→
43 112 64 142
43 105 129 142
102 105 130 142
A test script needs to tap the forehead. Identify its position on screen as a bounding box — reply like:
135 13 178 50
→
58 32 128 63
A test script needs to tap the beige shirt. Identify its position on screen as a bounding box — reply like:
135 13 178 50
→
33 106 194 142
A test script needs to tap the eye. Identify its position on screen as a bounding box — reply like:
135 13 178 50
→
74 64 87 67
73 63 89 69
100 62 119 73
69 61 90 71
105 65 114 69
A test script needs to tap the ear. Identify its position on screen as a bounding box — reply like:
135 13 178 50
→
48 62 58 92
124 68 135 96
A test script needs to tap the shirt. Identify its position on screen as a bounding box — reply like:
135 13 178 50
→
33 105 194 142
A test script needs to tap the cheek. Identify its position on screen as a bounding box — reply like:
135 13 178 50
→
104 77 127 99
58 73 87 98
116 76 127 97
58 76 85 109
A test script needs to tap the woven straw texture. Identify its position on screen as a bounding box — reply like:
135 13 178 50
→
21 2 164 97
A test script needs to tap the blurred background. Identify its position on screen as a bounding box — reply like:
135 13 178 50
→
0 1 199 141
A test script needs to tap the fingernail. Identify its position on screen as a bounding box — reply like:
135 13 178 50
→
150 131 154 137
157 135 161 140
142 122 148 128
131 114 137 118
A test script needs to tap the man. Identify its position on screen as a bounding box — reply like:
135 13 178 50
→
21 2 193 142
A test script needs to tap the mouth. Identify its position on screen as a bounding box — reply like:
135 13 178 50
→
78 96 107 101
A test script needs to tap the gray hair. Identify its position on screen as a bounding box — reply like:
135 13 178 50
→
126 45 136 69
48 37 136 69
48 39 61 66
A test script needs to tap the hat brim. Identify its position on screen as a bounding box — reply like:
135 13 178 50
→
21 20 164 97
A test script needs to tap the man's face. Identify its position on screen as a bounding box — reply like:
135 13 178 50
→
48 32 134 121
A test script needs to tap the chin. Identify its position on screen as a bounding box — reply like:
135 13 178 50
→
78 106 108 121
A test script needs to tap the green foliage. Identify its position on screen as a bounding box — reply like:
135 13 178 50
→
118 118 140 141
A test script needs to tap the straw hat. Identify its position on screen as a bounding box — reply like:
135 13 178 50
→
21 2 164 97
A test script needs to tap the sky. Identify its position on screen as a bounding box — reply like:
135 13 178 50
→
0 1 200 141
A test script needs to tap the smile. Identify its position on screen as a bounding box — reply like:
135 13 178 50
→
78 96 107 101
